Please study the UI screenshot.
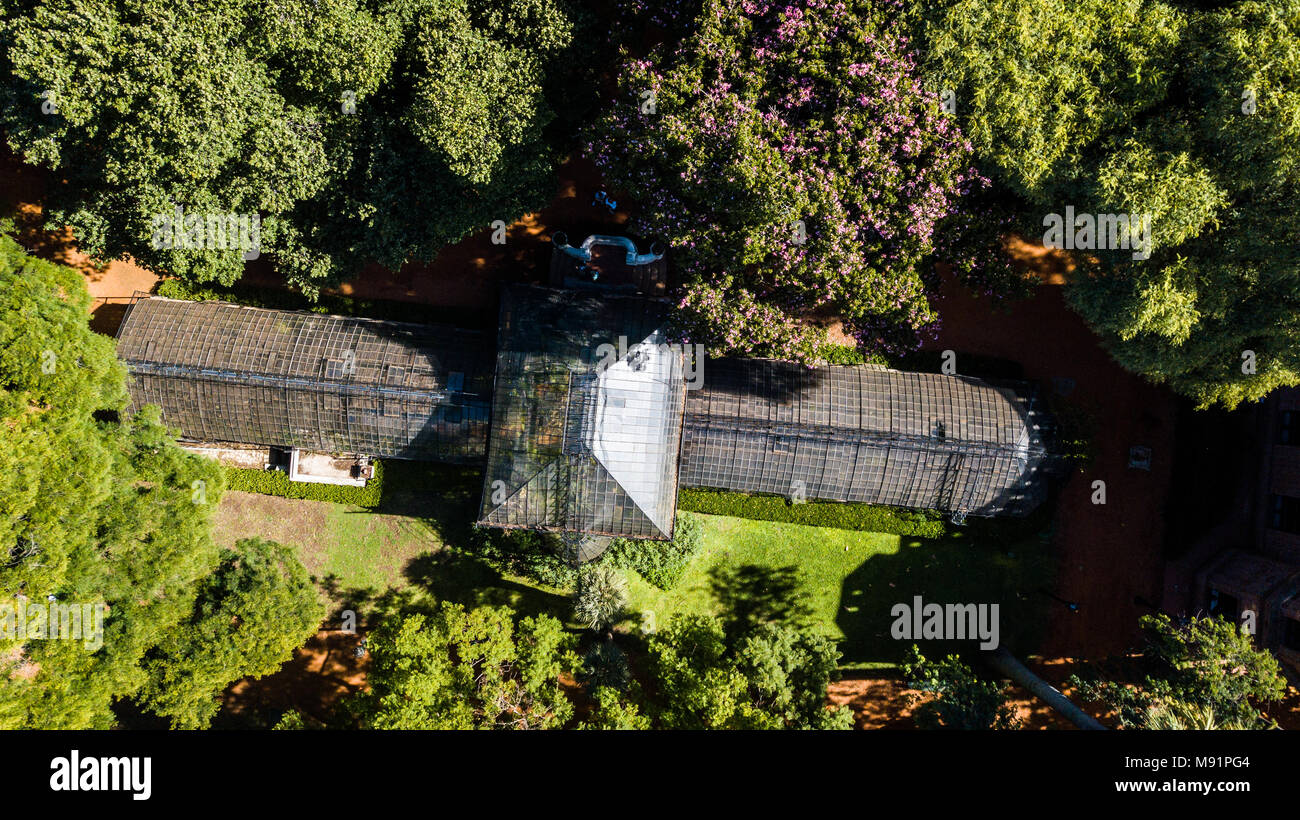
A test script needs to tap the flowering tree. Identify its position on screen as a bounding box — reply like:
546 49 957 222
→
587 0 987 359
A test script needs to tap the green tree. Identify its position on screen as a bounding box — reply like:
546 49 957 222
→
581 685 650 730
1 0 582 292
902 646 1020 730
573 565 627 635
579 637 632 692
136 538 325 729
352 601 579 729
1071 614 1287 730
587 0 989 360
645 615 851 729
0 230 229 728
1143 699 1256 731
915 0 1300 408
1069 2 1300 408
913 0 1183 205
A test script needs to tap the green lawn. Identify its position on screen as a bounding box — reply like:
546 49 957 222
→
212 462 1053 667
211 462 573 626
623 515 1054 669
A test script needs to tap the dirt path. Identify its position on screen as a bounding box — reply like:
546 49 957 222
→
1 153 160 299
241 154 628 316
833 658 1300 730
3 148 619 324
221 628 368 727
831 658 1102 730
1 151 159 336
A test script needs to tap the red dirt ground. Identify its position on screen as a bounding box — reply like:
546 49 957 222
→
232 636 1300 729
3 149 622 323
241 155 627 315
222 629 369 726
833 661 1300 730
924 241 1177 661
831 659 1102 730
1 152 159 335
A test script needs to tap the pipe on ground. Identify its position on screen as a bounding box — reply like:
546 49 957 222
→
987 646 1107 730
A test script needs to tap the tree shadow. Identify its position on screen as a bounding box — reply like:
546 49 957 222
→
402 550 572 623
708 563 813 638
316 572 419 628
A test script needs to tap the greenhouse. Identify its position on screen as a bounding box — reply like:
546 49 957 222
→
476 285 686 542
114 296 494 462
114 288 1060 541
678 359 1060 520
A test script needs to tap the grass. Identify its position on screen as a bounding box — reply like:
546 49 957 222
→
211 461 572 626
212 460 1054 667
622 515 1054 669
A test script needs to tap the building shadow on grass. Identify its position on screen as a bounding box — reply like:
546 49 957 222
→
339 461 579 624
836 530 1053 666
372 461 484 549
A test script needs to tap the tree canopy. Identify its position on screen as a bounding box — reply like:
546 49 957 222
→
137 538 324 729
587 0 998 360
1 0 585 293
352 601 579 729
0 230 220 727
342 589 851 730
0 231 318 728
902 646 1020 730
1070 614 1287 730
914 0 1300 407
643 614 852 729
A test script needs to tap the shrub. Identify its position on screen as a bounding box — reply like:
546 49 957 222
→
580 640 632 692
678 489 948 538
469 528 579 589
222 461 384 508
812 343 871 367
574 566 628 632
902 645 1021 730
600 512 704 590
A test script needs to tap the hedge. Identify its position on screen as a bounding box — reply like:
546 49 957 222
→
678 487 949 537
222 460 384 507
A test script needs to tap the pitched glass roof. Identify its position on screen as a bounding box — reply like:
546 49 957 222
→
477 285 685 540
